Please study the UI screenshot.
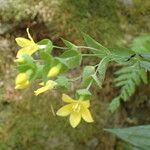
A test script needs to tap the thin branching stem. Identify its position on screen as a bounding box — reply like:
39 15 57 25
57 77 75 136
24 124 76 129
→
53 46 67 50
78 46 99 51
82 54 98 57
69 76 81 82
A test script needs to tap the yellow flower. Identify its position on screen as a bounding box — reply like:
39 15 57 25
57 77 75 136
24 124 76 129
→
47 64 61 78
15 73 29 89
14 57 24 63
15 28 39 58
56 94 94 128
34 80 57 96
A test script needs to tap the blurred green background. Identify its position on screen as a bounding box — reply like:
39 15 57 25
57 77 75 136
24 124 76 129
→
0 0 150 149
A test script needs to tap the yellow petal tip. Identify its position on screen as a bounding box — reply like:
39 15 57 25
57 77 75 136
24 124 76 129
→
34 91 39 96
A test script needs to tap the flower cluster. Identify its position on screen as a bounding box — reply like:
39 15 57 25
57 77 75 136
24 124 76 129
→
14 28 94 128
14 28 150 128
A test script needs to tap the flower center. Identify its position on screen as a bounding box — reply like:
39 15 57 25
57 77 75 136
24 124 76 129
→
72 103 81 112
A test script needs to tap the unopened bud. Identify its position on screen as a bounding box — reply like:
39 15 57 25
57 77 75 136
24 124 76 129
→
47 64 61 78
15 73 29 89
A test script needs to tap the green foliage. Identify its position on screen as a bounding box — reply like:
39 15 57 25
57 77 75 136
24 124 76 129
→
56 75 70 89
15 33 150 113
61 38 77 49
39 51 53 65
140 61 150 71
16 55 44 82
38 39 53 53
16 54 35 72
131 35 150 53
109 35 150 112
108 97 120 113
1 0 150 149
108 48 135 63
57 49 81 69
83 33 110 58
109 63 148 112
97 57 110 87
56 40 82 69
105 125 150 150
81 66 95 87
80 58 110 88
140 52 150 61
76 89 91 99
13 28 150 150
123 145 141 150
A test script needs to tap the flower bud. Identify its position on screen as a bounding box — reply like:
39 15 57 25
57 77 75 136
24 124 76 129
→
15 73 29 89
47 64 61 78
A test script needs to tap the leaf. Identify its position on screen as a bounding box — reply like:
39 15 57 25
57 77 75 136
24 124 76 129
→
108 48 135 63
131 35 150 53
123 144 141 150
16 55 35 72
140 52 150 61
111 63 147 112
29 64 43 81
105 125 150 150
139 69 148 84
82 33 110 58
91 74 101 88
41 65 51 83
81 62 109 88
38 39 53 53
97 57 110 86
109 97 120 113
22 55 34 65
39 51 53 65
56 75 69 89
56 48 82 69
61 38 77 49
17 64 30 72
76 89 91 99
81 66 95 87
140 61 150 71
115 66 132 74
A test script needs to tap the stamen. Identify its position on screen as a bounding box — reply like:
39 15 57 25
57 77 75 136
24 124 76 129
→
72 103 81 112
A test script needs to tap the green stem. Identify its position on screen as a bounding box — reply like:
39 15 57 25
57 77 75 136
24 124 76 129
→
53 46 66 50
69 76 81 82
82 54 98 57
86 60 103 90
86 80 93 90
78 46 99 51
78 45 111 55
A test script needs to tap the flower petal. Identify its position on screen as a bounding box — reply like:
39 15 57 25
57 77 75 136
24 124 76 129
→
81 106 94 123
81 100 90 108
14 57 24 63
56 104 73 117
62 94 75 103
16 45 38 58
15 81 29 89
15 73 28 84
39 82 44 86
34 86 49 96
46 80 57 88
69 111 81 128
15 38 32 47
